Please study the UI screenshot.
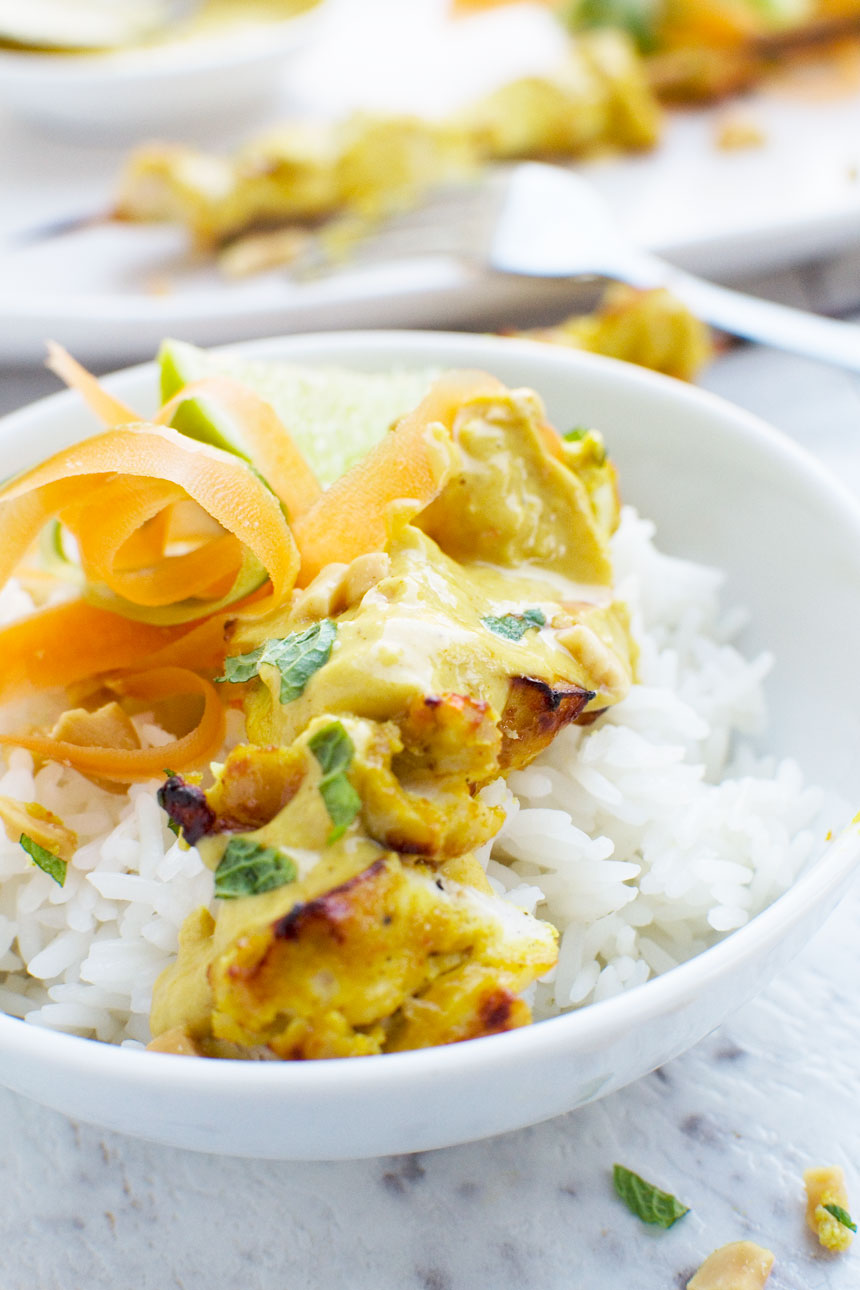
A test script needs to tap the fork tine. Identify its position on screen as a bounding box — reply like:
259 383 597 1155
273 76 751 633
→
291 172 509 280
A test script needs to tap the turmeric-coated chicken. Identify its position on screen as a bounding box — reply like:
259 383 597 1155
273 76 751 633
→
151 380 636 1059
115 32 658 258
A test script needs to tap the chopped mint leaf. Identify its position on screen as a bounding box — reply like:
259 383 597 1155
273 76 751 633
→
213 837 297 900
308 722 361 842
565 0 660 52
823 1204 857 1233
217 642 267 685
612 1165 690 1228
308 721 354 778
218 619 337 704
481 608 546 642
163 768 177 778
19 833 67 887
319 773 362 843
563 425 607 464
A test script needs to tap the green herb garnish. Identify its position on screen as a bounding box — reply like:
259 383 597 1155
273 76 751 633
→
309 721 362 843
563 0 660 52
564 426 590 441
319 775 362 842
19 833 67 887
823 1204 857 1234
481 608 546 642
213 837 298 900
308 721 354 777
218 619 337 704
612 1164 690 1228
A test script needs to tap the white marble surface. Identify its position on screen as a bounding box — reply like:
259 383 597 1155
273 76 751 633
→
3 881 858 1290
2 6 860 1267
1 316 859 1288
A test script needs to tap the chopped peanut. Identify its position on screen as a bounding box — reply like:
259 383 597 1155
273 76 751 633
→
714 116 766 151
51 701 141 753
146 1026 203 1056
0 797 78 861
804 1165 855 1252
687 1241 774 1290
218 227 311 278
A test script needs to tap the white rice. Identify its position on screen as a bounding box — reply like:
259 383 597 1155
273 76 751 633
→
0 508 835 1045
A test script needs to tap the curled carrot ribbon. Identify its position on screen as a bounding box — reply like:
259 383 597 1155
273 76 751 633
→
0 422 299 624
0 668 226 783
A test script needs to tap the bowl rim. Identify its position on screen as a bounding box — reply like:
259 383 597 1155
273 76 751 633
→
2 328 859 1097
0 0 327 84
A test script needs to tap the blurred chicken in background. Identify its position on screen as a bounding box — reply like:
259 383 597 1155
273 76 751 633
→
455 0 860 99
17 0 856 380
115 25 660 260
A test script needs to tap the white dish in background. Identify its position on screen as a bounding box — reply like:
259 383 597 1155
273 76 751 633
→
0 0 327 135
0 329 859 1159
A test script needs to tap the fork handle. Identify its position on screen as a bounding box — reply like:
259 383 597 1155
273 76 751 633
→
644 258 860 373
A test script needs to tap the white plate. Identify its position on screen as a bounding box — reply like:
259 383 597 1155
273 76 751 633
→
2 0 860 364
0 1 328 135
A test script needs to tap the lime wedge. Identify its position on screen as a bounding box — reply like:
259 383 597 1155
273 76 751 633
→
158 339 437 488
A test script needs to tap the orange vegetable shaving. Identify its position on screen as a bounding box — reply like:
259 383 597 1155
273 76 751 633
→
46 344 321 520
156 377 322 519
0 668 226 783
293 370 505 585
0 423 299 622
143 611 240 674
46 340 139 427
0 600 231 703
0 598 205 701
110 500 173 571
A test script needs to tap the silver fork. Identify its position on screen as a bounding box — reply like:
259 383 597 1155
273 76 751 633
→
299 162 860 374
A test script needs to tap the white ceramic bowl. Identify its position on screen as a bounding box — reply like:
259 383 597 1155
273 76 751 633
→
0 1 327 136
1 330 859 1159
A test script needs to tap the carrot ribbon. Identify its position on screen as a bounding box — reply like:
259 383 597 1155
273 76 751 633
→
0 668 226 783
0 600 233 704
0 422 299 625
155 377 322 520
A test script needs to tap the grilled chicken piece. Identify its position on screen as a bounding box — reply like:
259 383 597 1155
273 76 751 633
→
459 30 659 157
151 712 558 1057
516 285 714 384
159 853 557 1059
418 388 614 584
159 745 305 844
397 690 501 782
498 676 594 771
161 714 505 859
147 1025 204 1056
